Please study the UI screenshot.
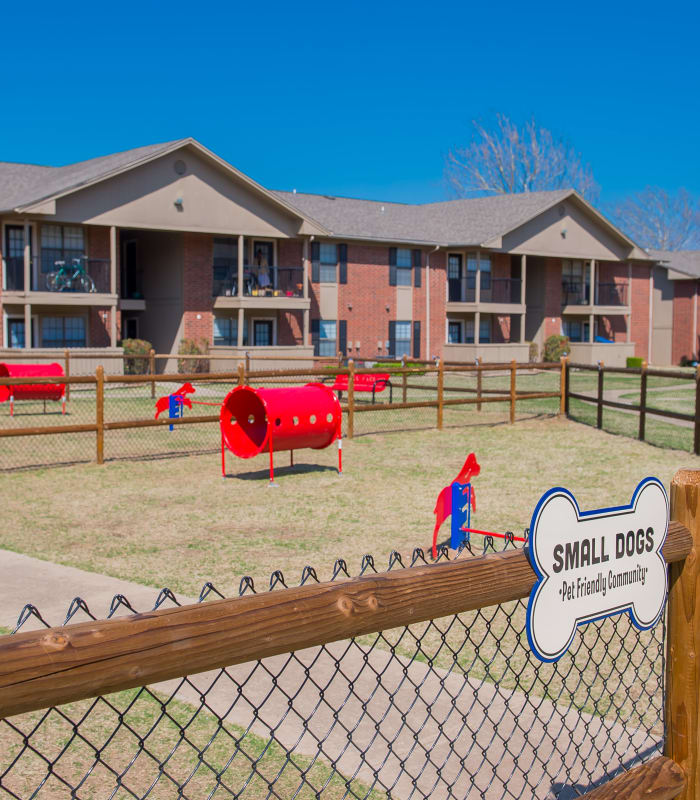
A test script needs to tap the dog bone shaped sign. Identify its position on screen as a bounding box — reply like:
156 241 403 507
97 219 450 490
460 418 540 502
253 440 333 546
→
526 477 668 663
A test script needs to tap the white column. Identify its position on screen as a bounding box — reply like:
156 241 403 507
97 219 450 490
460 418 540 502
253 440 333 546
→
589 259 596 306
303 309 310 346
475 251 481 304
237 235 244 298
23 221 31 293
109 226 117 295
302 237 310 300
24 303 32 348
520 313 526 343
520 254 527 306
237 307 244 347
589 312 594 343
475 311 480 345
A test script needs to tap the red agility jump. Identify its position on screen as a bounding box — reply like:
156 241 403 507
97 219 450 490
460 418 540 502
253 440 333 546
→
219 383 342 483
0 363 66 416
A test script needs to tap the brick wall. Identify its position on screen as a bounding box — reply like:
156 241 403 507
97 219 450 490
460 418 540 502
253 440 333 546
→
427 250 446 360
89 308 112 347
672 280 697 364
543 258 563 339
183 232 213 344
629 262 651 359
278 310 303 345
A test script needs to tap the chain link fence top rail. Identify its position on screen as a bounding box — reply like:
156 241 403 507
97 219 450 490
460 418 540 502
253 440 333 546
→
0 537 664 800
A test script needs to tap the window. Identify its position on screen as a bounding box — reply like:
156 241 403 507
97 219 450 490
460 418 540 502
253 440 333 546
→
213 316 244 346
479 317 491 343
562 319 589 343
395 321 411 357
41 225 84 274
320 244 337 282
479 255 491 292
8 319 25 348
562 260 589 304
41 316 86 348
213 238 237 296
448 320 462 344
396 248 412 286
319 320 336 356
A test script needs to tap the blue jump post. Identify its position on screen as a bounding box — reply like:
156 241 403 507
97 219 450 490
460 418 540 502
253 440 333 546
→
450 482 472 550
168 394 184 431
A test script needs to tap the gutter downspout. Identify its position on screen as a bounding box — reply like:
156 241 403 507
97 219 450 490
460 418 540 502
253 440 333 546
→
426 245 440 359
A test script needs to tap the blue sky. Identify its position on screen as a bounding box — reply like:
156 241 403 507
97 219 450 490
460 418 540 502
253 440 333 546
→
1 0 698 207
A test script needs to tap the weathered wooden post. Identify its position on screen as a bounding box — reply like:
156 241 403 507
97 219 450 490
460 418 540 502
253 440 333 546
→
559 356 566 415
347 358 355 439
597 361 604 429
64 349 71 403
639 360 648 442
237 362 246 386
564 356 570 416
694 364 700 456
437 359 444 430
96 366 104 465
476 357 482 412
402 355 407 403
149 348 156 399
666 468 700 798
509 360 516 424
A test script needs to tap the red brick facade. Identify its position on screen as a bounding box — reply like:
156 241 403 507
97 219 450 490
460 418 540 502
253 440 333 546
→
629 263 651 359
672 280 699 364
183 232 214 345
543 258 563 340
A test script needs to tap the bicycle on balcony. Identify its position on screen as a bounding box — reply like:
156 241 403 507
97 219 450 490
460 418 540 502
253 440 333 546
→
46 257 96 293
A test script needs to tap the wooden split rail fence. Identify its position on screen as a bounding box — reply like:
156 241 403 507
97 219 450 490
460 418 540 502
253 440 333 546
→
0 360 564 467
0 468 698 798
564 360 700 454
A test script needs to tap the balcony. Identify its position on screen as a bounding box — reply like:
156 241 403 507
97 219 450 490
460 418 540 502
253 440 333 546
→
480 278 522 304
213 265 309 311
447 276 524 313
3 256 115 306
561 280 629 313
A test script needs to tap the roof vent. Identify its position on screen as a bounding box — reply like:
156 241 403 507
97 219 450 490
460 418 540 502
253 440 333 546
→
174 159 187 176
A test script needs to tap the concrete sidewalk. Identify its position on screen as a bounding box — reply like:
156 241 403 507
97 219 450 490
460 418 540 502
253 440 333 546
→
0 550 660 799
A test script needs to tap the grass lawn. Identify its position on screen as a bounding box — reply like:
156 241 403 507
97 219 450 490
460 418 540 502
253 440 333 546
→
620 385 696 416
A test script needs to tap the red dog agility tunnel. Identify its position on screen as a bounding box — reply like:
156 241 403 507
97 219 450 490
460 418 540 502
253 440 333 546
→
0 363 66 416
219 383 342 482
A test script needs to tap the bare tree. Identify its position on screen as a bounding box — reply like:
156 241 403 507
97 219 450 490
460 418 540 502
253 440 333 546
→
445 113 599 202
610 187 700 250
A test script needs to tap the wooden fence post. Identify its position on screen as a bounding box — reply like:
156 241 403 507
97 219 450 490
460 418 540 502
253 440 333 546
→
509 360 516 424
96 366 104 465
149 349 156 399
559 356 566 415
695 364 700 456
437 359 444 430
64 349 70 403
237 362 246 386
402 356 407 403
476 358 482 412
639 360 648 442
564 357 570 416
347 359 355 439
666 468 700 798
596 361 604 429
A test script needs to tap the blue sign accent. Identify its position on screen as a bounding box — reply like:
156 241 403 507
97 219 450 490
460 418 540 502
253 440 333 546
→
525 476 668 662
450 482 471 550
168 395 183 431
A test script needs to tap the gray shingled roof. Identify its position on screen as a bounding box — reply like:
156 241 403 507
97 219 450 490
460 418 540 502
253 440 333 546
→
649 249 700 279
275 189 572 246
0 140 187 211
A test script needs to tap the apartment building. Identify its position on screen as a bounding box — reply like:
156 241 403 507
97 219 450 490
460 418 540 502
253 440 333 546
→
0 138 661 370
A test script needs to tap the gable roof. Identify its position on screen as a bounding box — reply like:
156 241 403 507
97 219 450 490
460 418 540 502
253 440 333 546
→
275 188 647 255
0 139 329 233
650 249 700 279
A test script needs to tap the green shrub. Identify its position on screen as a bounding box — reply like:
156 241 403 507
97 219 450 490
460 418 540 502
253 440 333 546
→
178 338 210 374
528 342 539 362
121 338 153 375
627 356 644 369
543 335 569 363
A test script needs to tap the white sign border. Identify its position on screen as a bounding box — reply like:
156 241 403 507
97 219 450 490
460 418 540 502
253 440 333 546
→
525 476 669 663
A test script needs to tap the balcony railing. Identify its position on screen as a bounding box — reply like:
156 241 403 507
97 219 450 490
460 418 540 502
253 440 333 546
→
562 281 628 307
213 266 305 298
448 277 521 304
595 282 628 306
4 256 111 293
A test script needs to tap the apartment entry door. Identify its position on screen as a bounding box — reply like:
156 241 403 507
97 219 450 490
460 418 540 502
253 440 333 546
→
253 319 273 347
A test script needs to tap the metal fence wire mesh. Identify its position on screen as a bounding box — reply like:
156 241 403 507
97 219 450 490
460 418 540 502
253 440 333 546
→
1 540 664 799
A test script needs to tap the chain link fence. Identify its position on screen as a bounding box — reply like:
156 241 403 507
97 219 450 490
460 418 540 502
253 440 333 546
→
0 537 664 799
0 365 562 472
